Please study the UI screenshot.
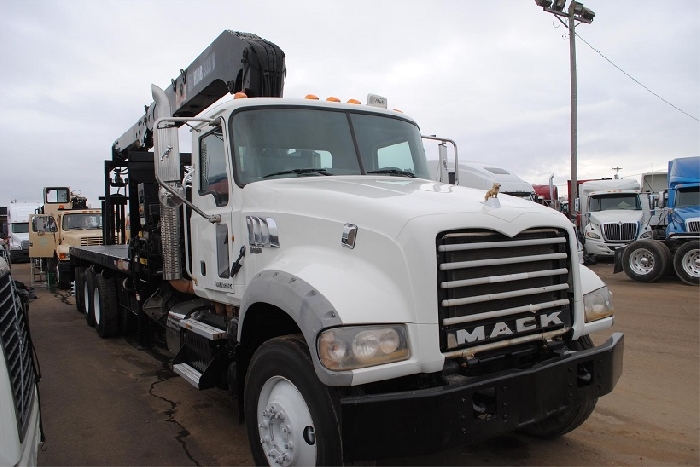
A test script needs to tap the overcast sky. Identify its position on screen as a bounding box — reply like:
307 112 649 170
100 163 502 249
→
1 0 698 208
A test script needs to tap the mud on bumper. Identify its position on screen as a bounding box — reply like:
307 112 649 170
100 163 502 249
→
340 333 624 462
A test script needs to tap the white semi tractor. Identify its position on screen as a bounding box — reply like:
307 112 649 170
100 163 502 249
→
6 202 41 263
578 178 646 258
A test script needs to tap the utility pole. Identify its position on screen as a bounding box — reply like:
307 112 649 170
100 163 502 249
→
568 2 578 222
611 166 623 179
535 0 595 223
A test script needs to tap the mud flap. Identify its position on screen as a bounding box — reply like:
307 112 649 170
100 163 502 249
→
613 246 625 274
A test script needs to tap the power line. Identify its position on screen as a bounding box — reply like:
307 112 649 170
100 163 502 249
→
574 32 699 122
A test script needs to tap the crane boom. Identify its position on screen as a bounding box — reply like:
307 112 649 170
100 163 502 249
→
112 30 285 160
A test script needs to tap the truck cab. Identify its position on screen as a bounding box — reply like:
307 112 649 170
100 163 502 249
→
29 187 102 288
430 160 538 201
6 202 41 263
579 179 646 257
664 158 700 237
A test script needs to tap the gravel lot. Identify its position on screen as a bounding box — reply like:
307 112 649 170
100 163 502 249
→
8 261 697 466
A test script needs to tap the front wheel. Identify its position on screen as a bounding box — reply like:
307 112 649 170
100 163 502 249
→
519 335 597 439
244 335 342 466
622 239 669 282
673 241 700 285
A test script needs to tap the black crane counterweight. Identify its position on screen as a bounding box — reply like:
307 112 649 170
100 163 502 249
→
112 30 285 161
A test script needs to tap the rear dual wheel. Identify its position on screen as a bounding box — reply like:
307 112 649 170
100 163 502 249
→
622 240 670 283
93 272 119 338
84 268 97 327
673 241 700 285
84 268 119 337
75 266 86 313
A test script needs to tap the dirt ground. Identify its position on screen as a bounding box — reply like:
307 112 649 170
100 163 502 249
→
9 260 698 466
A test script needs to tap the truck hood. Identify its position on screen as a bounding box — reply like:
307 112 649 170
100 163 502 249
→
673 205 700 220
235 176 592 380
589 210 643 224
241 176 563 238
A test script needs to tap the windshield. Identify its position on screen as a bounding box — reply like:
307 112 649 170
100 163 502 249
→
589 194 641 212
230 107 430 185
11 222 29 234
63 213 102 230
675 187 700 208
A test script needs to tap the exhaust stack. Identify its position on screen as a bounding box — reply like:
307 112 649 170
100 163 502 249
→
152 84 183 281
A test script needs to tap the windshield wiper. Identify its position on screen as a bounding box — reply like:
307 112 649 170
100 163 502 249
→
366 169 415 178
263 168 331 179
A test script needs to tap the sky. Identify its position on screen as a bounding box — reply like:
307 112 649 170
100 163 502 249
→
1 0 698 208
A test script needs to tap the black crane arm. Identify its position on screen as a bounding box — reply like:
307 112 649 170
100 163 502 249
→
112 30 286 160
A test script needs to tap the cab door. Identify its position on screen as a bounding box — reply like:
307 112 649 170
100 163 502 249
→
190 124 245 303
29 214 57 259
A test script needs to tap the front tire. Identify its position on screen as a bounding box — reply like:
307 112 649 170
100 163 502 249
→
520 335 597 439
622 239 669 282
244 335 342 466
673 241 700 285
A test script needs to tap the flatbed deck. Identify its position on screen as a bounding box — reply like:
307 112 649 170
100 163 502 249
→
70 245 129 272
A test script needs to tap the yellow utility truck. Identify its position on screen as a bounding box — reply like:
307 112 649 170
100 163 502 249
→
29 186 102 288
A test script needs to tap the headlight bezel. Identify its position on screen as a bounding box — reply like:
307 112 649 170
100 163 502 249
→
583 286 615 322
317 324 410 371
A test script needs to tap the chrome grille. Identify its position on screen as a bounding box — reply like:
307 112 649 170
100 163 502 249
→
602 222 637 242
21 240 29 250
81 236 104 246
687 220 700 233
437 228 573 354
0 270 37 442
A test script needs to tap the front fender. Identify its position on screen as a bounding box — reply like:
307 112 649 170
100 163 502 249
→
239 246 433 386
239 268 349 386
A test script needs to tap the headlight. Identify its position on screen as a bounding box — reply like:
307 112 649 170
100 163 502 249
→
638 231 652 239
10 243 21 250
583 286 614 322
585 230 601 239
317 325 409 371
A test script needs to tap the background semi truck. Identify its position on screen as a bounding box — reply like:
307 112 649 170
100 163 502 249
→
616 156 700 285
68 30 623 464
28 186 102 289
533 176 560 210
6 201 41 263
578 178 646 258
430 160 538 201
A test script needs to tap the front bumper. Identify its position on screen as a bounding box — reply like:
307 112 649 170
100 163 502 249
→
340 333 624 462
584 240 628 257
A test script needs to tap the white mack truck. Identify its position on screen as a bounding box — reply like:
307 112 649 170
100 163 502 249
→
69 30 623 465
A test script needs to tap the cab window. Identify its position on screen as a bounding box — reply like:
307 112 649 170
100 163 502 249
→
199 129 229 206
